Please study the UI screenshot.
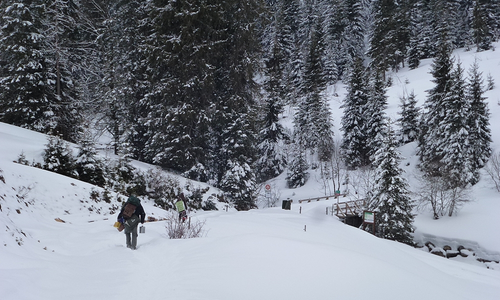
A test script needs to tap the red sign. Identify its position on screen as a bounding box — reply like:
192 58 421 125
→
265 184 271 191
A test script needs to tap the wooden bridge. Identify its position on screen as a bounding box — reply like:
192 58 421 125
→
297 193 347 203
293 195 367 226
295 194 366 218
329 199 366 218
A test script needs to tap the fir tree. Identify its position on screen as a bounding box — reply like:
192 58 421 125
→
256 39 288 183
397 91 420 144
439 61 474 188
43 135 76 178
472 0 494 51
0 1 50 132
366 72 388 161
286 141 309 188
368 0 399 77
295 16 334 162
341 58 370 169
217 112 257 211
467 59 492 178
75 132 105 187
419 39 454 177
370 123 415 246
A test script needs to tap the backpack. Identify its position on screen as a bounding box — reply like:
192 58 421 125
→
122 202 137 219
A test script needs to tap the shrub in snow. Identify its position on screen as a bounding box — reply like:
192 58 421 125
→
414 175 471 218
485 151 500 192
202 199 218 211
165 214 206 239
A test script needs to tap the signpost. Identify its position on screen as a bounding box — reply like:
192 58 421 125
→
265 184 271 207
363 211 376 235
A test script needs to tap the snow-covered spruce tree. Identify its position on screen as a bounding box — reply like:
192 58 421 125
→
40 0 84 142
341 0 366 70
0 1 50 132
368 0 399 77
472 0 494 51
275 0 302 105
341 57 370 169
439 61 474 188
75 132 105 187
365 72 388 161
397 91 420 145
43 135 77 178
286 140 309 188
218 113 257 211
467 59 492 176
418 39 454 177
100 0 150 156
256 38 288 183
295 15 334 162
369 123 414 246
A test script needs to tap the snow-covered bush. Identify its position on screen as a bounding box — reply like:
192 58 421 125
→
165 213 206 239
485 151 500 192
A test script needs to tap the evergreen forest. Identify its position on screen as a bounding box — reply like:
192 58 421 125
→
1 0 499 227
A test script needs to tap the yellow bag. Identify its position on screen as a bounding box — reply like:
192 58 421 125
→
113 221 121 228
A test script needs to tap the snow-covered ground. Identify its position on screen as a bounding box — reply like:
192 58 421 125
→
1 43 500 299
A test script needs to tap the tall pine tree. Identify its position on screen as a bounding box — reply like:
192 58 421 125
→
370 123 415 246
341 58 370 169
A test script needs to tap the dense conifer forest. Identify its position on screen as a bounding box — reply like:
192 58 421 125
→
1 0 498 235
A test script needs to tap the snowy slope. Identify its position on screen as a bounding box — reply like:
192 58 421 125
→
1 43 500 299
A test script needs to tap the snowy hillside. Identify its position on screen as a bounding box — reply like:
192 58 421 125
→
1 43 500 299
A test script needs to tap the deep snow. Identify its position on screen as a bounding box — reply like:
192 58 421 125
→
1 43 500 300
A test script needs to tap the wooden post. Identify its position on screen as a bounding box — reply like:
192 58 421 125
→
304 225 307 232
300 206 302 214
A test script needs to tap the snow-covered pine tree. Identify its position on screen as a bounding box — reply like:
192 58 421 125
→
366 72 388 162
75 132 105 187
43 135 76 178
277 0 303 105
0 1 50 132
439 61 474 188
370 123 415 246
472 0 494 51
295 15 334 162
256 38 288 183
100 0 150 156
286 140 309 188
467 59 492 178
41 0 85 142
397 91 420 144
218 113 257 211
418 38 454 177
368 0 399 77
341 58 370 169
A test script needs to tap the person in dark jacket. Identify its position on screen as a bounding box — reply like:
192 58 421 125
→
117 195 145 250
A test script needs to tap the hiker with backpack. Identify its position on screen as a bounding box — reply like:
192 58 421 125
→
117 195 145 250
175 193 188 223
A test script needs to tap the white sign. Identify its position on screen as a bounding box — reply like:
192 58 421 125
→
364 211 374 224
